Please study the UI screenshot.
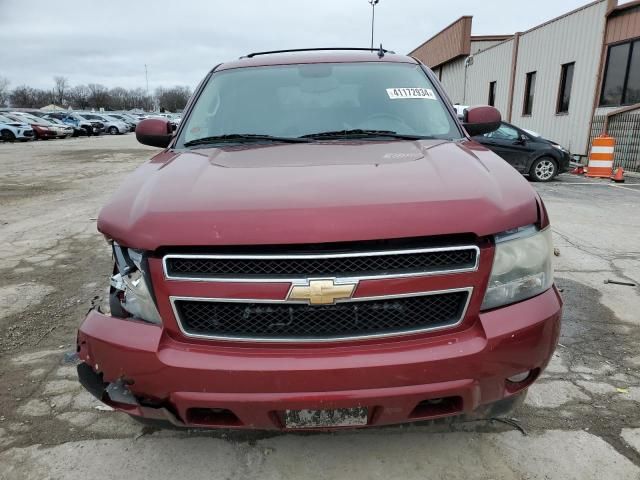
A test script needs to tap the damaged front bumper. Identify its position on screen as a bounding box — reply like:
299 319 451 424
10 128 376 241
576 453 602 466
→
76 286 562 430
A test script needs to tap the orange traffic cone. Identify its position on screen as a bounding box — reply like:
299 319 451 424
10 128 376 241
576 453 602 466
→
611 167 625 183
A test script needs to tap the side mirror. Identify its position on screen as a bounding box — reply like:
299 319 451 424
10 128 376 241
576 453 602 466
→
517 134 528 144
136 118 173 148
463 106 501 137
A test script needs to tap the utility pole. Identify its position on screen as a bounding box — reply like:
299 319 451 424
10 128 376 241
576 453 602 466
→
369 0 380 49
145 64 149 96
145 64 150 112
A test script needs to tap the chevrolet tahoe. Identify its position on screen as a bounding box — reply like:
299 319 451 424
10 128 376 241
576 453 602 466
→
76 48 562 430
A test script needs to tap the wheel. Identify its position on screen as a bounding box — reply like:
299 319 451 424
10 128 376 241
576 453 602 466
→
529 157 557 182
108 126 118 135
1 129 15 142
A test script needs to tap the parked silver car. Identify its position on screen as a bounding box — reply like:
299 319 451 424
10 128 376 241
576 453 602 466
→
77 113 129 135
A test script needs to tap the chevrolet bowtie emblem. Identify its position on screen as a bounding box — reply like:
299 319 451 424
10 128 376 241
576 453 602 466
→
288 279 357 305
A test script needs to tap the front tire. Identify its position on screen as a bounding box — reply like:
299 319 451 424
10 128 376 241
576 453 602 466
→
1 129 15 142
108 126 118 135
529 157 557 182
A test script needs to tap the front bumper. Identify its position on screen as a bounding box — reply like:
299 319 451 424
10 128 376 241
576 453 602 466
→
558 152 571 173
76 286 562 430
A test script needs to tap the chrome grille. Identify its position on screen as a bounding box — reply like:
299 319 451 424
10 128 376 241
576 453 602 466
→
171 289 472 342
164 246 478 281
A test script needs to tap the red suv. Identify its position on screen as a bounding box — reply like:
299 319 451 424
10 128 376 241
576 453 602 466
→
76 48 562 430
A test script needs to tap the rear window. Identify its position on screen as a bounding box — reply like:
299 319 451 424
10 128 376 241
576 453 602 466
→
179 62 461 146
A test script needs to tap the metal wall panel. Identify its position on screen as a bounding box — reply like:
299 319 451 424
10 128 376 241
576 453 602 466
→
438 58 467 105
463 40 516 117
471 39 510 55
606 5 640 44
511 1 609 155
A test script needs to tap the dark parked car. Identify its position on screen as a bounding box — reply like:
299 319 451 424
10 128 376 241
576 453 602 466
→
472 121 570 182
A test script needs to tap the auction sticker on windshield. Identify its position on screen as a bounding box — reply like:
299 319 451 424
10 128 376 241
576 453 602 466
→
386 88 436 100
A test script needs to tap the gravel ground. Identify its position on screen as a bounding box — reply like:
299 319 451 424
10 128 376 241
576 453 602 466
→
0 135 639 479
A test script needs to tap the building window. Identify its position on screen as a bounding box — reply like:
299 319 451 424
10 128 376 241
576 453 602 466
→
556 62 575 113
488 81 496 106
523 71 536 115
600 39 640 107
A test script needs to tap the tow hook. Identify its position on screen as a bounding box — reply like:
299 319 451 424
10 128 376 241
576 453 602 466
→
106 378 138 406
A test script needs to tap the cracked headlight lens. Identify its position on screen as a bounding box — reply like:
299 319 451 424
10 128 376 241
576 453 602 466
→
481 226 554 310
110 243 162 324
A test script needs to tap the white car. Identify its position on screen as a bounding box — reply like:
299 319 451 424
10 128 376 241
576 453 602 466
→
78 113 129 135
453 105 469 119
0 114 34 142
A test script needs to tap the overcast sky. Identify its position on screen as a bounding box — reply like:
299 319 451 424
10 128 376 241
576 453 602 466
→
0 0 627 91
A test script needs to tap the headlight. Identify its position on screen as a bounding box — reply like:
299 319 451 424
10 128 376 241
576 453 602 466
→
109 243 162 324
552 144 567 153
481 226 554 310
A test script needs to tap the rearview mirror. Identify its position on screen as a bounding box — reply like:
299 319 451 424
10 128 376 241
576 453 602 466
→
136 118 173 148
462 106 501 137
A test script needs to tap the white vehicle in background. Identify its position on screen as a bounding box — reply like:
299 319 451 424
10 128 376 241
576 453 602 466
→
0 113 34 142
77 113 129 135
453 105 469 120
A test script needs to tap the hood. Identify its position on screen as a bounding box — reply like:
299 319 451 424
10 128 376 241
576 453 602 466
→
99 140 540 250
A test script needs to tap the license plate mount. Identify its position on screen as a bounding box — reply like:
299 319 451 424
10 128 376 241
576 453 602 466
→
284 407 369 429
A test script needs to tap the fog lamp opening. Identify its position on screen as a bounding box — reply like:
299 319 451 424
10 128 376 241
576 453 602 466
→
507 371 532 383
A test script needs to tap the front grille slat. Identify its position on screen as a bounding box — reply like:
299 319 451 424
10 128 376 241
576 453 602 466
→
165 247 477 280
174 290 469 341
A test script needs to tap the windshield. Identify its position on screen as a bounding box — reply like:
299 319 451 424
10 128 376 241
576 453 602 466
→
178 62 461 147
0 114 15 123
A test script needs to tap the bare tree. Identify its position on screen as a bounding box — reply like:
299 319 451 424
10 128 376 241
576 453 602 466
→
109 87 129 110
68 85 91 110
0 77 9 107
6 79 187 112
9 85 33 107
53 76 69 106
87 83 109 109
155 86 192 112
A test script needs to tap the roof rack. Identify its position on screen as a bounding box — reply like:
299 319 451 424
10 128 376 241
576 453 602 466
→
242 47 395 59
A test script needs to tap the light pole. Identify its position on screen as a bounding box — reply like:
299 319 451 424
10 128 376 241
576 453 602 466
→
369 0 379 49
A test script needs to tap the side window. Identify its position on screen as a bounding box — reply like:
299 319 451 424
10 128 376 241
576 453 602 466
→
485 124 519 140
556 62 575 114
523 72 536 115
600 42 632 106
488 81 496 107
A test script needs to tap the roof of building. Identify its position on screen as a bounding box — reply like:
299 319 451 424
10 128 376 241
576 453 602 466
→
409 0 614 68
609 0 640 15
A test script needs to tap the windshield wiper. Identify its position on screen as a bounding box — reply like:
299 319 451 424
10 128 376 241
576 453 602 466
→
183 134 310 147
300 129 430 140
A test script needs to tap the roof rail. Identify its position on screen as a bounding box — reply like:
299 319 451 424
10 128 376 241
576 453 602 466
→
241 47 395 59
